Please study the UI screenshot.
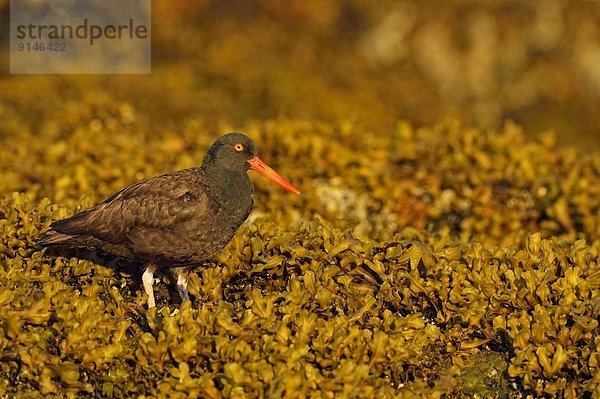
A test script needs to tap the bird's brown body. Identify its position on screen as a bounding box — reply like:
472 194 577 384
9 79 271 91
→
40 168 253 268
38 133 299 307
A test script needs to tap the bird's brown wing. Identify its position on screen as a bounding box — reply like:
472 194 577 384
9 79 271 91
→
50 169 216 251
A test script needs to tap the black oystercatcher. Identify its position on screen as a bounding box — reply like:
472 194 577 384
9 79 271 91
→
38 133 299 307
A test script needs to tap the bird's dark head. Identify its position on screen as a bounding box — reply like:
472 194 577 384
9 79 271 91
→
202 133 300 195
203 133 258 172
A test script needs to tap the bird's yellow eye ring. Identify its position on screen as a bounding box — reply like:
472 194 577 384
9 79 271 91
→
234 143 244 152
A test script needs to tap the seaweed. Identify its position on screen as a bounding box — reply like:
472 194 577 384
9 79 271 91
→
1 111 598 397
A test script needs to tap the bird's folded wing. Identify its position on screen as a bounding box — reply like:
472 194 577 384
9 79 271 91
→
50 169 214 244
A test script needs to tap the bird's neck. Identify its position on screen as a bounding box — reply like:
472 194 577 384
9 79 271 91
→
202 164 253 205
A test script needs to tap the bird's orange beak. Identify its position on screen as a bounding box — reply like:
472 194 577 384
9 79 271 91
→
248 157 300 195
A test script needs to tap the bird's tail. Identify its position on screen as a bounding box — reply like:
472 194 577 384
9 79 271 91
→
36 210 92 248
36 230 77 247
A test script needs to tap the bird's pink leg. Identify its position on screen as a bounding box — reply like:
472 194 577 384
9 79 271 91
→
172 267 191 302
142 265 156 307
177 274 190 301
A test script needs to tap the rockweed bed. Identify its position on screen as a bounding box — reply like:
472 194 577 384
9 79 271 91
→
1 100 599 397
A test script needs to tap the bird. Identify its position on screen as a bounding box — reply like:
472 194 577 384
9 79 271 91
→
37 133 300 307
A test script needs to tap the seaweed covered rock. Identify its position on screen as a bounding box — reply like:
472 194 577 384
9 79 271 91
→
0 116 599 397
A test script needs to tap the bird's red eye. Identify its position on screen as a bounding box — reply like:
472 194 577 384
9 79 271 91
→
234 143 244 152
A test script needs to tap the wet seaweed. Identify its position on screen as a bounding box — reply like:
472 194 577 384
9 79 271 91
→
1 115 598 397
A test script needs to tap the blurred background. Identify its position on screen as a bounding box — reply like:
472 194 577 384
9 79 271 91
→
0 0 599 150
